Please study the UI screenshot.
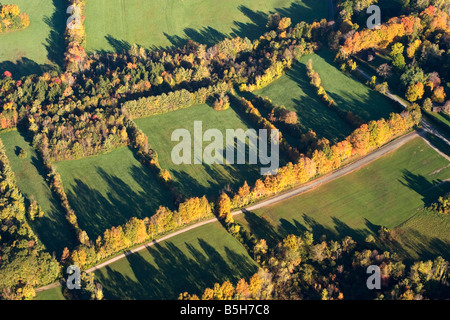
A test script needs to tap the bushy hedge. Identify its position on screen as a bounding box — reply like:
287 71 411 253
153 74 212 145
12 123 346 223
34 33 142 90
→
0 4 29 33
123 82 230 119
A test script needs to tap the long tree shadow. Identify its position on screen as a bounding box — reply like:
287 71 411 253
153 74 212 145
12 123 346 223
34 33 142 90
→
105 34 131 53
241 210 282 247
278 218 311 239
281 63 353 143
0 57 57 79
384 226 450 263
43 0 67 68
64 162 174 239
183 27 228 47
312 50 399 121
97 238 257 299
29 155 77 255
163 0 329 49
6 129 77 255
232 1 329 40
331 216 369 243
399 170 450 207
300 213 335 239
166 110 283 199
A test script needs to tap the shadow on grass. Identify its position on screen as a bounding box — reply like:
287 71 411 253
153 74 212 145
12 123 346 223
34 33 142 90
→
282 63 353 143
103 1 328 51
313 50 399 120
399 170 450 207
243 208 450 263
164 103 288 199
0 0 64 77
8 129 77 256
390 227 450 262
0 57 58 79
96 239 258 300
170 160 262 200
240 210 283 247
232 1 328 39
43 0 67 68
65 162 174 239
105 34 131 53
423 132 450 157
29 155 77 255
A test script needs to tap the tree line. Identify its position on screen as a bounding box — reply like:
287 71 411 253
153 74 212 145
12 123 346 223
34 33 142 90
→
179 232 449 300
65 0 89 73
305 58 365 129
0 138 60 300
64 84 421 271
68 196 213 269
123 82 229 119
332 5 449 110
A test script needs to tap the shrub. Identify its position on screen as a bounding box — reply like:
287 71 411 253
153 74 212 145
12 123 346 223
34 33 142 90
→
17 147 27 159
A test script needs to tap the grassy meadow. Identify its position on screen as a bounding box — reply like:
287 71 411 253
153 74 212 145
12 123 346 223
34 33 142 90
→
303 50 399 121
235 137 450 260
253 50 398 144
0 0 65 77
34 287 66 300
95 221 258 300
0 130 75 255
135 103 285 198
54 146 173 239
84 0 328 51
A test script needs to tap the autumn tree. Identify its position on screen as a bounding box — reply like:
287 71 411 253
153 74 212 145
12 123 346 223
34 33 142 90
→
406 82 425 102
216 192 232 223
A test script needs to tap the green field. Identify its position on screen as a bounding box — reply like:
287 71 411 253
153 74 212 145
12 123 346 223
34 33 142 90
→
95 221 258 299
305 50 398 121
253 50 398 143
0 130 75 255
0 0 65 77
235 137 450 260
135 104 283 198
392 209 450 260
54 146 173 239
85 0 328 51
34 287 66 301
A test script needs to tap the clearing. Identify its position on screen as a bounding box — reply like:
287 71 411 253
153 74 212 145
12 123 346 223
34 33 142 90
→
54 146 173 239
0 0 65 77
134 103 286 198
84 0 328 51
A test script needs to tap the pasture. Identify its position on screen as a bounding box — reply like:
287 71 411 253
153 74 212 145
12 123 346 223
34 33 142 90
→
54 146 173 239
34 287 66 300
0 0 65 77
94 221 258 300
0 130 75 255
253 50 398 144
303 50 399 121
235 137 450 260
84 0 328 51
134 103 285 198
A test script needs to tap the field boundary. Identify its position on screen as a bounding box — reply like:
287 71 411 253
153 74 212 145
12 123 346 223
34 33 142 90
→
36 129 427 293
83 130 439 270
